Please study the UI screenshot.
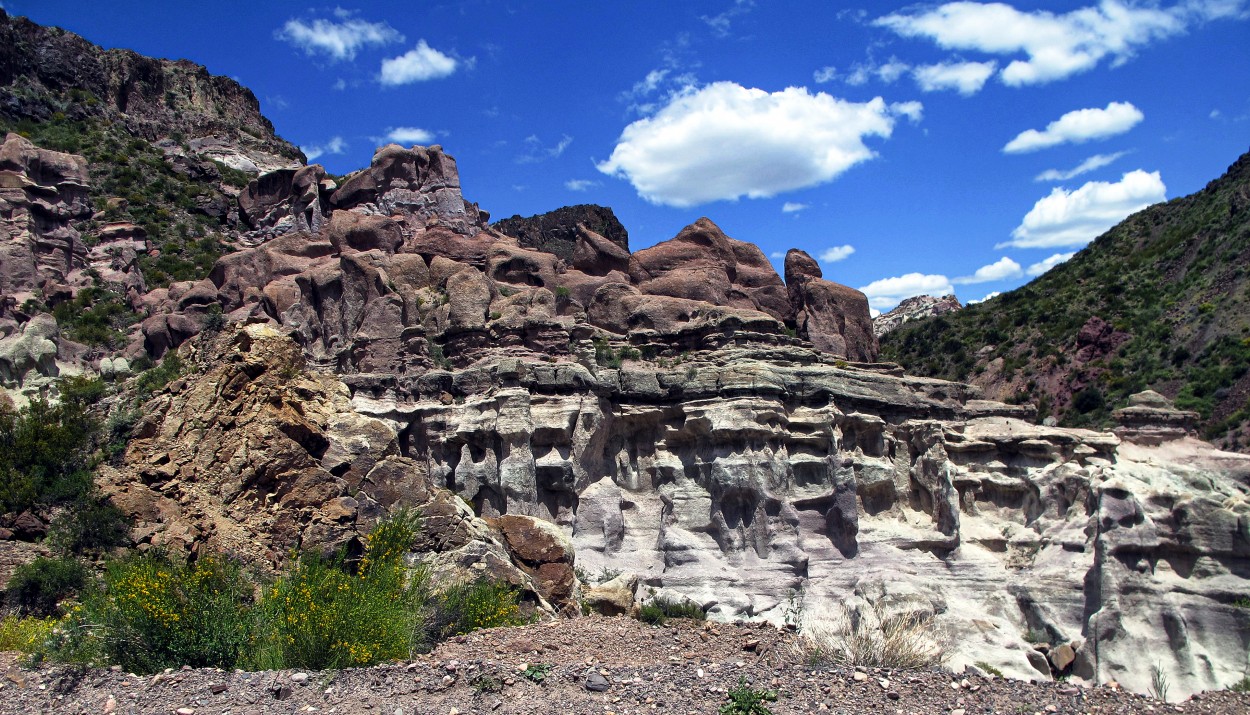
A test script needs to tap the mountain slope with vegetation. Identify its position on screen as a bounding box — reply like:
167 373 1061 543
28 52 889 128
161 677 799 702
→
881 149 1250 451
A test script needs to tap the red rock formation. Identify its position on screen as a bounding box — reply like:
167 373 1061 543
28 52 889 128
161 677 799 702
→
785 248 878 361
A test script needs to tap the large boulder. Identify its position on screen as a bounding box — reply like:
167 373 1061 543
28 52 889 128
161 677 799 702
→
630 218 790 321
330 144 487 236
785 248 877 361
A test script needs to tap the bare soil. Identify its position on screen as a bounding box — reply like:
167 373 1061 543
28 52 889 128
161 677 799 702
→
1 616 1247 715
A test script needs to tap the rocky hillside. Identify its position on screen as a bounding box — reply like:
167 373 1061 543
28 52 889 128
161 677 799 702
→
873 293 962 337
1 12 1250 705
881 150 1250 452
0 9 300 164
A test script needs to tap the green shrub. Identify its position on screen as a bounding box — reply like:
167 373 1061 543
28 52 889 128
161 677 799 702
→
249 510 429 670
43 552 254 672
431 578 527 639
57 375 107 406
975 661 1003 677
521 663 551 683
132 352 183 398
51 286 138 349
47 497 130 554
0 615 57 653
0 396 98 513
719 677 777 715
6 557 90 617
637 592 706 626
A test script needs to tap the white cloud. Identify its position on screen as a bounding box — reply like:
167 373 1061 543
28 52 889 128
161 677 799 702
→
302 136 347 161
782 202 809 213
276 15 402 61
1000 169 1166 249
875 1 1206 86
1035 151 1128 182
858 272 956 310
819 245 856 263
518 134 573 164
630 69 670 98
379 41 460 85
846 58 911 86
890 101 924 123
565 179 601 191
769 251 785 259
1004 102 1143 153
702 0 755 37
912 60 997 95
813 66 838 83
385 126 435 145
968 291 1001 304
597 82 908 207
1026 252 1076 276
870 307 881 318
954 257 1023 284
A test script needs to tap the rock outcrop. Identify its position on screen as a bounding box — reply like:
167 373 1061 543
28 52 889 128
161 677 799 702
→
0 42 1243 698
785 249 877 361
874 294 963 337
0 132 92 304
99 324 575 614
494 204 629 261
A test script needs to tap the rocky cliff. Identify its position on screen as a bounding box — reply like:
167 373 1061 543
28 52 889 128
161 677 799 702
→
493 204 629 261
0 9 302 170
70 138 1247 699
0 14 1248 700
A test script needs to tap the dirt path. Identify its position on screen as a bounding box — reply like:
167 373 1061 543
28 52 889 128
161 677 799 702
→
1 616 1246 714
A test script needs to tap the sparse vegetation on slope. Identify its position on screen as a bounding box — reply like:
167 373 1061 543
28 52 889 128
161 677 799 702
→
881 150 1250 450
21 511 528 673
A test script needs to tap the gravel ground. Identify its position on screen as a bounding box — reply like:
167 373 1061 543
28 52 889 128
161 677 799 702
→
1 616 1247 715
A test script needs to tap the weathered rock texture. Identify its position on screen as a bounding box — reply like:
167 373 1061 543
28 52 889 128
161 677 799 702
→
494 204 629 261
1 89 1244 700
874 294 963 337
0 9 302 169
99 324 574 614
785 249 877 361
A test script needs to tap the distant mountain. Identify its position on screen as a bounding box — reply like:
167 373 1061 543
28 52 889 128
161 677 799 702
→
873 294 962 337
881 149 1250 451
0 9 301 164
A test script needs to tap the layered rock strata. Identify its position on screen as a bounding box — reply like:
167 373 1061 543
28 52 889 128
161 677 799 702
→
4 129 1246 700
99 324 574 614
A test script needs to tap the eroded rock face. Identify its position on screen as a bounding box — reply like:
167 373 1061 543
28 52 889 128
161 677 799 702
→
0 10 302 166
9 128 1245 700
494 204 629 262
0 132 92 303
785 249 878 361
98 324 572 614
631 218 791 323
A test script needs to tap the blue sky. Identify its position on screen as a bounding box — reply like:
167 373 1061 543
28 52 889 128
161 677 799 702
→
17 1 1250 312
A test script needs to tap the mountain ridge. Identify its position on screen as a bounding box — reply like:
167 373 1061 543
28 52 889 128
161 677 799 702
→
881 149 1250 452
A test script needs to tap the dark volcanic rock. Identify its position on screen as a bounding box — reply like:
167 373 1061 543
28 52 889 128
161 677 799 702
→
494 204 629 261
